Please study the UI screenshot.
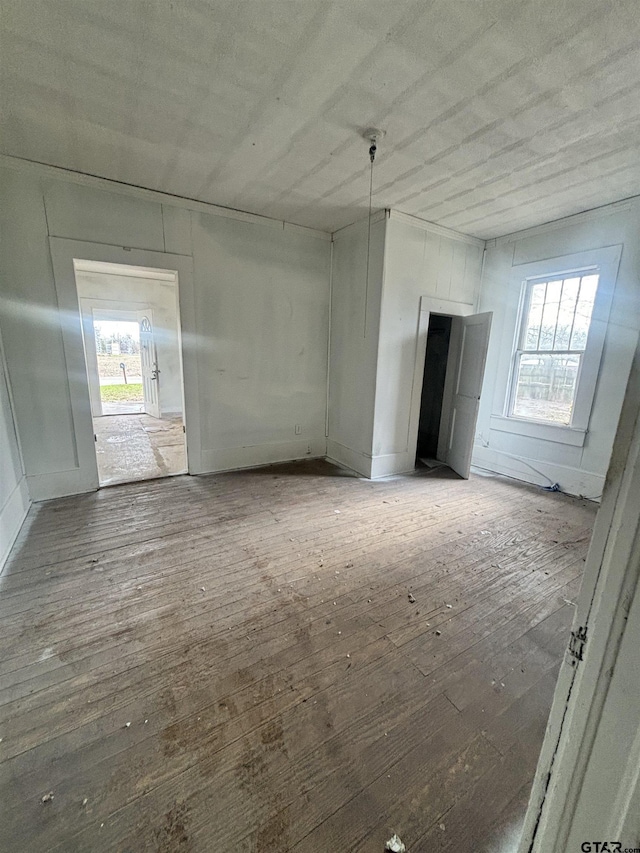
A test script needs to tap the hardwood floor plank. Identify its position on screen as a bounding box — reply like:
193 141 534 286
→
0 461 597 852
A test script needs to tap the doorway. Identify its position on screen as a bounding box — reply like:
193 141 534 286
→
93 314 144 415
416 313 453 466
75 260 188 487
411 303 492 479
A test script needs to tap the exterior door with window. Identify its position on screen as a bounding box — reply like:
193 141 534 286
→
139 313 161 419
446 312 493 478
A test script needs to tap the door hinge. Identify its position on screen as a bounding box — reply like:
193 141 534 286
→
94 434 97 442
568 625 588 663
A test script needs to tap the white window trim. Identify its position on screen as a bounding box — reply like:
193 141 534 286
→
501 245 622 446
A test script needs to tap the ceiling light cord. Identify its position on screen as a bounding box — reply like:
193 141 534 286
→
363 143 376 339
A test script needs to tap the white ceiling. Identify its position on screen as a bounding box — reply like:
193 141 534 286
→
1 0 640 238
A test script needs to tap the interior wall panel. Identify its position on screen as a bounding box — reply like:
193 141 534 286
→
474 200 640 497
0 164 332 499
370 214 484 474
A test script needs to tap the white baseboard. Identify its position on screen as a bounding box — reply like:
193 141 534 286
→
27 468 97 501
200 437 328 474
369 450 415 479
471 445 605 500
325 439 372 478
325 442 417 479
1 476 30 572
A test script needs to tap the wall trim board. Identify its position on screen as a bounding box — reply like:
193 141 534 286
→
0 476 30 572
48 239 202 494
489 415 587 447
325 239 333 439
387 210 486 248
369 450 415 479
325 439 372 479
471 445 605 500
330 209 388 241
74 260 178 280
485 197 637 248
200 437 327 475
0 318 30 570
26 469 96 502
0 154 331 242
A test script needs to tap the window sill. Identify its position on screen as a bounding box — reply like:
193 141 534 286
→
489 415 587 447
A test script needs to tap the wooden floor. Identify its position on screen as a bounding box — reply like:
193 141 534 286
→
0 461 597 853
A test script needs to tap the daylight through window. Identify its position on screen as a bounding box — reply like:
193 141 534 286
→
510 273 599 425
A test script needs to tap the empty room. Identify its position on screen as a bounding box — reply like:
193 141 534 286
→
1 3 639 852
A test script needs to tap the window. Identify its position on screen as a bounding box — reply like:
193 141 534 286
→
509 273 599 425
489 245 620 447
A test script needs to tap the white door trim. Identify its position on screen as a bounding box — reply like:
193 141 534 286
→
47 238 200 499
407 297 475 469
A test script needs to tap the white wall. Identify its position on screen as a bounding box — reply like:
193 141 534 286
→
3 157 634 503
0 163 331 500
326 214 386 477
76 270 183 417
473 199 640 499
0 327 29 572
370 212 485 477
191 211 330 473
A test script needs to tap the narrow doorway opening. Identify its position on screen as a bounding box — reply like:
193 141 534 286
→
94 316 144 415
416 313 452 470
74 260 188 487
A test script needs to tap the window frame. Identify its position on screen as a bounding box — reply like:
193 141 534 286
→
490 246 621 447
507 271 598 427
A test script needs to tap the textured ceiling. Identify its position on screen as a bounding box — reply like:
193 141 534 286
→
1 0 640 237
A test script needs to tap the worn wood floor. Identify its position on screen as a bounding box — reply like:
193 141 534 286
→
0 461 596 853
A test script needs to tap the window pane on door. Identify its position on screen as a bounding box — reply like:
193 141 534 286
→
512 353 581 424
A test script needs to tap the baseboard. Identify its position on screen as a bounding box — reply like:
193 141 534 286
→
325 439 372 478
369 450 415 479
0 476 30 572
199 437 328 474
471 445 606 500
26 468 97 502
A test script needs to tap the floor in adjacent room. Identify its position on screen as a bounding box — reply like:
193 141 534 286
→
0 461 596 852
93 414 187 486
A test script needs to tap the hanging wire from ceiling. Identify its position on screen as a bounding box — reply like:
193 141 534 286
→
362 128 384 337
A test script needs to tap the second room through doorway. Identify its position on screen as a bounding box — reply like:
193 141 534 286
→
75 260 188 487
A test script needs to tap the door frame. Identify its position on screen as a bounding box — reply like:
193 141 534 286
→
48 238 201 496
408 296 475 469
518 343 640 852
80 304 146 417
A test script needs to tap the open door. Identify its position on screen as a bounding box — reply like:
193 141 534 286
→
446 312 492 478
139 313 161 419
